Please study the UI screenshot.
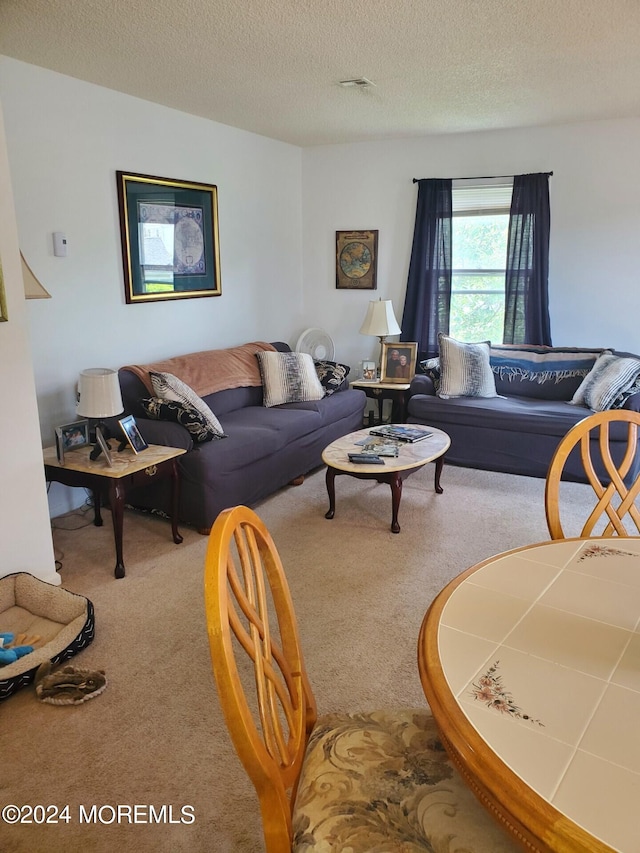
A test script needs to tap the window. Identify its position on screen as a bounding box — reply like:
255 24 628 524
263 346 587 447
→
449 180 512 343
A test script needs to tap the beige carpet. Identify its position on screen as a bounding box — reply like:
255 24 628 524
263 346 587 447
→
0 463 596 853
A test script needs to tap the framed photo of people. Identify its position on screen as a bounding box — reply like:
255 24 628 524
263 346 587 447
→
380 342 418 383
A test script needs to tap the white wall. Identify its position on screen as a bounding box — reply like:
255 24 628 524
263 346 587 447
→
0 101 58 583
0 58 303 518
2 54 639 527
301 120 640 371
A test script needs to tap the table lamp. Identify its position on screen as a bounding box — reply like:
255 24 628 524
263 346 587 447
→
359 298 401 376
76 368 124 460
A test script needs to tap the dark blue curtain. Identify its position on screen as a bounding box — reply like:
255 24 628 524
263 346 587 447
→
401 179 452 358
503 173 552 345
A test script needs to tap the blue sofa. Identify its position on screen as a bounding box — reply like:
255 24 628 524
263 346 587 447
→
117 342 366 532
406 345 640 482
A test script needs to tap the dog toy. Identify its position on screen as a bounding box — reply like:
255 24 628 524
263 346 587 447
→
0 632 38 666
35 661 107 705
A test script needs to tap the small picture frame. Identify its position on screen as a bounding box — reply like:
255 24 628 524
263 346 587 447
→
118 414 149 454
55 428 65 465
360 361 377 381
380 342 418 383
95 426 113 466
55 420 90 456
336 230 378 290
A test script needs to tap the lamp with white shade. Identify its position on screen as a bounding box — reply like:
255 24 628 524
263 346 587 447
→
76 368 124 459
359 298 401 375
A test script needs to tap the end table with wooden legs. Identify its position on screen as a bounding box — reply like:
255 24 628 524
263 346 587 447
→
349 380 412 425
44 444 186 578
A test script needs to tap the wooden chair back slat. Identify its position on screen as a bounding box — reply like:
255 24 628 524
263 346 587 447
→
545 410 640 539
203 506 317 852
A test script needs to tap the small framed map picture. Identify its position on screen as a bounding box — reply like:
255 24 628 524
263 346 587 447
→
336 230 378 290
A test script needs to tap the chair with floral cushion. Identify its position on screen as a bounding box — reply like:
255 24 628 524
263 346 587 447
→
545 409 640 539
203 505 519 852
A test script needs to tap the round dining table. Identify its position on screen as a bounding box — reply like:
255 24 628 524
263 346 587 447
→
418 537 640 853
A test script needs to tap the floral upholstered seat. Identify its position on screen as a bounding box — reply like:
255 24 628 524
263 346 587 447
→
293 709 516 852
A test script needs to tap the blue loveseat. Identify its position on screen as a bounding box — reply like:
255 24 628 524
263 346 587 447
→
117 341 366 532
406 344 640 482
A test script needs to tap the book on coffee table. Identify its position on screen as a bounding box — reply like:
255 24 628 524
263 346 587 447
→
369 425 433 443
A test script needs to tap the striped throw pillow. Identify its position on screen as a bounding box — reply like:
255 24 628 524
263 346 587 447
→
256 351 325 407
571 354 640 412
437 334 497 399
150 372 226 437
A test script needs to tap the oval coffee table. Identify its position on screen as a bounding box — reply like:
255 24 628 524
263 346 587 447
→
321 425 450 533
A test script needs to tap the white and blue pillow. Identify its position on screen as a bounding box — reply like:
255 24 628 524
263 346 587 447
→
437 334 497 399
570 353 640 412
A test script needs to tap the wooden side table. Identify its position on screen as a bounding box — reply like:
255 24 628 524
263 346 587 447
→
349 380 411 424
44 443 186 579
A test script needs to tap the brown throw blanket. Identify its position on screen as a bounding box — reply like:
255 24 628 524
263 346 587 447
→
121 341 276 398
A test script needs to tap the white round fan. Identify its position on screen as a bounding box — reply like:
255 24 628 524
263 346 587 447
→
295 328 335 361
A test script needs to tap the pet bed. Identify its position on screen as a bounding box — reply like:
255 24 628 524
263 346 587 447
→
0 573 94 701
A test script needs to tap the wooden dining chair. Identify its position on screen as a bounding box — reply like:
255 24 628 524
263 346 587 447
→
203 505 519 852
545 409 640 539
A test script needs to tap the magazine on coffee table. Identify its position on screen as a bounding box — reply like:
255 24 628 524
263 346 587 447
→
369 425 433 443
354 436 400 456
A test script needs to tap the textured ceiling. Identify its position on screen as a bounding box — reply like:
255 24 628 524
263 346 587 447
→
1 0 640 147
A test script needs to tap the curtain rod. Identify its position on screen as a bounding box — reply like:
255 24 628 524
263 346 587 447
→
412 172 553 183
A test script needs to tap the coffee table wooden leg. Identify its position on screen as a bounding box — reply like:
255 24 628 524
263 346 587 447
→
325 466 336 519
390 472 403 533
434 456 445 494
109 480 126 579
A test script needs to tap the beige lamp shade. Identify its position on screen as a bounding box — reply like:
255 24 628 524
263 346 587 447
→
21 252 52 299
77 368 124 418
359 299 401 339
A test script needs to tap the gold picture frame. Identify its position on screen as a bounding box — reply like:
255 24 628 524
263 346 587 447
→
380 342 418 383
336 230 378 290
116 171 222 304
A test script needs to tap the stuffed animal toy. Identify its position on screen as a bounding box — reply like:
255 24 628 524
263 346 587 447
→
0 632 36 666
35 661 107 705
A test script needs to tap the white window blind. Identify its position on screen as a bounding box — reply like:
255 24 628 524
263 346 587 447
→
452 178 513 215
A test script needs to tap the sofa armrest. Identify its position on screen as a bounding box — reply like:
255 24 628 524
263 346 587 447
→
134 418 194 451
409 374 436 398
